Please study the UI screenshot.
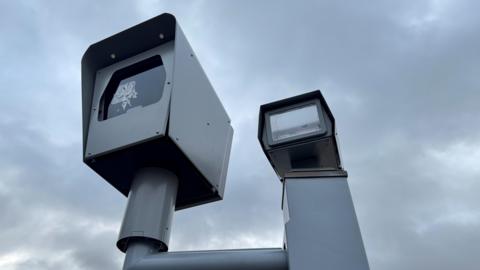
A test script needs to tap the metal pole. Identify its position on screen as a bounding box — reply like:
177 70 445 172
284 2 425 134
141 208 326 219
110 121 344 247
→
118 168 178 254
118 168 288 270
125 247 288 270
283 176 370 270
123 240 156 270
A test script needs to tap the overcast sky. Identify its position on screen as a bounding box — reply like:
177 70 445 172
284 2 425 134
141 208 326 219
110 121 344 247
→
1 0 479 269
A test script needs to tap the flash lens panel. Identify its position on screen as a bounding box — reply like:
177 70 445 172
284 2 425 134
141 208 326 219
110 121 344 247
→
269 104 324 143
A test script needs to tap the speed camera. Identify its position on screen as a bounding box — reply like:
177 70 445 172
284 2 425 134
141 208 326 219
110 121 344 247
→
258 90 344 179
81 13 233 210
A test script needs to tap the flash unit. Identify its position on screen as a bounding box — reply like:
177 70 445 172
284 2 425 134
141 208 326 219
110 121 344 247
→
258 90 345 179
266 100 327 146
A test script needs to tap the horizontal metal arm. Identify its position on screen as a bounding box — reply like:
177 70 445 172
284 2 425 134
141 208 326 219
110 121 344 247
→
124 242 287 270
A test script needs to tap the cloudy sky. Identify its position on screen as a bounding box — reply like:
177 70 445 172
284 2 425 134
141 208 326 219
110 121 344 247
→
1 0 479 269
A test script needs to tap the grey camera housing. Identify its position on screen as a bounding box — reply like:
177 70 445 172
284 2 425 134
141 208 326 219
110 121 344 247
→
258 90 344 180
82 13 233 210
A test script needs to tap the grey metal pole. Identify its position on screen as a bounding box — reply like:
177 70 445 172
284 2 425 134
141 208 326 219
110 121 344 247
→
118 168 289 270
125 247 288 270
123 240 156 270
283 176 370 270
118 168 178 253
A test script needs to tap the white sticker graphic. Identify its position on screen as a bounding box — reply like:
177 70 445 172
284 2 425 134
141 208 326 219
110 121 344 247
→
111 81 138 110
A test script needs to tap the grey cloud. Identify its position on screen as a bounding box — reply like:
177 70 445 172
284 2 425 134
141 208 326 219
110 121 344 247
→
1 0 479 269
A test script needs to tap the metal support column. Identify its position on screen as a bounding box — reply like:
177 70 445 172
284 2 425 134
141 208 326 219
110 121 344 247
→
283 176 370 270
118 168 178 253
